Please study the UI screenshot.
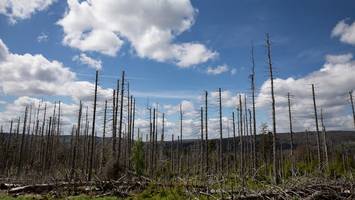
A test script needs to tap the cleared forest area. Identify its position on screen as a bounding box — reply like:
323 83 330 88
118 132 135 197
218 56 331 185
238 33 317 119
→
0 35 355 199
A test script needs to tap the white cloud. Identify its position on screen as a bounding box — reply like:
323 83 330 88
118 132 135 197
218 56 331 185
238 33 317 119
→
57 0 216 67
206 64 236 75
256 53 355 132
163 100 195 116
73 53 102 70
0 0 56 23
206 64 229 75
0 38 111 101
332 19 355 45
37 32 48 43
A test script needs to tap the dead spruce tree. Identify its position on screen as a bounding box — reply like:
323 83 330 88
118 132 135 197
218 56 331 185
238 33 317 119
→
251 46 257 170
350 90 355 129
71 101 82 180
205 91 209 173
88 70 98 181
218 88 223 173
288 93 295 176
118 71 125 167
266 33 279 184
17 106 28 177
312 84 322 170
320 108 329 171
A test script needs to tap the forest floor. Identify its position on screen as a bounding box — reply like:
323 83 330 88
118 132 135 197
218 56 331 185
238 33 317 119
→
0 175 354 199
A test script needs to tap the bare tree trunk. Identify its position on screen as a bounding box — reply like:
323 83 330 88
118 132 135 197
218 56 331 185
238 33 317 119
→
305 129 311 166
205 91 209 173
320 109 329 171
118 71 125 167
200 107 204 174
350 91 355 129
39 104 46 172
4 120 13 174
17 106 28 177
218 88 223 173
112 89 117 157
288 93 295 176
152 108 156 173
312 84 322 170
126 84 131 168
101 100 107 172
248 109 252 174
232 112 237 172
71 101 82 181
88 70 98 181
171 134 174 174
251 44 257 171
239 95 244 178
266 33 279 184
179 104 183 174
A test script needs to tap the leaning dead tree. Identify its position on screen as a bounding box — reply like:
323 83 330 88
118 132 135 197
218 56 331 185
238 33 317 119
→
312 84 322 170
266 33 279 184
350 90 355 129
320 108 329 171
288 93 295 176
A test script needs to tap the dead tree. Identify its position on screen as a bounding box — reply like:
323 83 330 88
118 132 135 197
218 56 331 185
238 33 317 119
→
248 108 252 173
101 100 107 171
239 95 244 178
160 112 164 166
266 33 279 184
200 107 204 174
244 95 249 172
171 134 174 174
39 104 47 170
305 129 311 165
251 44 257 170
112 89 117 157
132 98 136 152
287 93 295 176
88 70 98 181
17 106 28 177
129 82 132 168
4 120 13 173
179 104 183 174
71 101 82 180
118 71 125 165
218 88 223 173
350 91 355 129
152 108 156 172
320 108 329 171
311 84 322 170
232 112 237 171
205 91 209 173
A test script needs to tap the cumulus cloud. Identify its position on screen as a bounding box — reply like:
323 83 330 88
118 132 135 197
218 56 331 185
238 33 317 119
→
0 0 56 23
256 53 355 132
163 100 195 116
0 38 111 101
332 19 355 45
73 53 102 70
57 0 216 67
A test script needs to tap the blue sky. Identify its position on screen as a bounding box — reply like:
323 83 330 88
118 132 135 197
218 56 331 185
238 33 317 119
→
0 0 355 138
